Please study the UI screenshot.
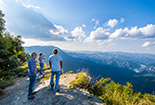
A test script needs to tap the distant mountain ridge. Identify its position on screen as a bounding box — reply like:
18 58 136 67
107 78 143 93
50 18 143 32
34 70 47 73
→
68 51 155 74
24 46 135 81
24 46 155 94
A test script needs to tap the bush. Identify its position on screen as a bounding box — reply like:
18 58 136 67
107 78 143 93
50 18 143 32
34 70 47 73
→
92 77 111 96
69 72 88 88
0 77 14 89
43 66 50 70
65 71 74 74
0 63 28 95
69 73 155 105
41 73 51 81
0 88 3 94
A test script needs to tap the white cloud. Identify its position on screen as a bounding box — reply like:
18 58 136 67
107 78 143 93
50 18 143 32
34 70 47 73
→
1 0 67 41
92 18 95 21
0 0 3 5
22 38 53 46
24 4 40 10
110 24 155 39
71 26 86 41
49 24 68 35
142 41 155 48
139 24 155 36
86 24 155 44
92 18 99 29
85 27 109 42
110 27 129 39
22 37 71 50
82 24 86 28
104 18 124 28
142 42 151 47
16 0 40 11
107 19 118 28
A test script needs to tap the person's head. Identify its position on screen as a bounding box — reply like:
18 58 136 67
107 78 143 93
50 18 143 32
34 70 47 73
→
53 48 58 55
31 52 37 59
39 53 42 56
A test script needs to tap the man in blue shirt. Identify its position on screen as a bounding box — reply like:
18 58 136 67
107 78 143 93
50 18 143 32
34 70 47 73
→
28 52 37 100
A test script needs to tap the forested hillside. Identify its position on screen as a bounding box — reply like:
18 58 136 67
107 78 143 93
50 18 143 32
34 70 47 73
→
0 10 30 94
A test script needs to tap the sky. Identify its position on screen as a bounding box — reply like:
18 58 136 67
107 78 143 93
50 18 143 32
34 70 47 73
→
0 0 155 54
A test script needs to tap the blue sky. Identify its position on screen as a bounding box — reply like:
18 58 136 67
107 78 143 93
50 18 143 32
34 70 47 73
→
0 0 155 54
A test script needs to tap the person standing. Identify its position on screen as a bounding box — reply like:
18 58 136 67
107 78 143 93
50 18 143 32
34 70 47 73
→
39 53 45 74
49 48 63 93
28 52 37 100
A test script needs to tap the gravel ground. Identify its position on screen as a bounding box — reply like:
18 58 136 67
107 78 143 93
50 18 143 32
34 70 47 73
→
0 72 103 105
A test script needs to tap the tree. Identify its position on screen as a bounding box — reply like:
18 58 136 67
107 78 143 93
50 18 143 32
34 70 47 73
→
0 10 30 71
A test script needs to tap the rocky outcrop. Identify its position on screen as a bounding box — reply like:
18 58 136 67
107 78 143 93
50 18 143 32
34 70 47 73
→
0 73 103 105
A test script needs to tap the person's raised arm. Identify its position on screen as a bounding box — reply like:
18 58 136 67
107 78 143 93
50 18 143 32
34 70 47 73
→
60 61 63 74
42 55 45 59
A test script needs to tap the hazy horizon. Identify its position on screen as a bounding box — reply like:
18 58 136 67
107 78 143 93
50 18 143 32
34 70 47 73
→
24 45 155 55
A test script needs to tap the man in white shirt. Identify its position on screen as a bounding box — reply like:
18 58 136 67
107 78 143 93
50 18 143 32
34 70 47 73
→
49 48 63 93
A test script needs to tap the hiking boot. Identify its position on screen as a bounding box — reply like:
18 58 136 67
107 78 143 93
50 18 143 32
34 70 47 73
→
56 89 60 92
51 84 54 90
28 96 35 100
53 89 60 94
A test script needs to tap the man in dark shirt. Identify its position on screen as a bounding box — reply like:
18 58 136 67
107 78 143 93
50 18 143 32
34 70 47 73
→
28 52 37 100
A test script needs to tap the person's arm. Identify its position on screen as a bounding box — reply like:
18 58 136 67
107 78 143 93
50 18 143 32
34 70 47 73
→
28 60 31 71
60 61 63 74
49 61 52 69
42 55 45 59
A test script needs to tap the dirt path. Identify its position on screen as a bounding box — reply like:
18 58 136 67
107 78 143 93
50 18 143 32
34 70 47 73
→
0 72 103 105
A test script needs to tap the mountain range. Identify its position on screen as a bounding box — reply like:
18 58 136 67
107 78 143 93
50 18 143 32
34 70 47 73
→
24 46 155 94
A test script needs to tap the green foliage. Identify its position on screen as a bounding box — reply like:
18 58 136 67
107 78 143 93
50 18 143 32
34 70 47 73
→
69 72 88 88
0 10 30 94
0 10 5 32
92 77 111 96
65 71 74 74
0 63 28 94
69 73 155 105
101 81 155 105
0 76 14 89
0 11 30 71
43 66 50 70
0 88 3 94
41 73 51 81
0 33 30 70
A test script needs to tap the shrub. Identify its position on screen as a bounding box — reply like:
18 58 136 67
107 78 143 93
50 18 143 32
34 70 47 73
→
65 71 74 74
69 73 155 105
0 88 3 94
92 77 111 96
43 66 50 70
41 73 51 81
69 72 88 88
0 76 14 89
